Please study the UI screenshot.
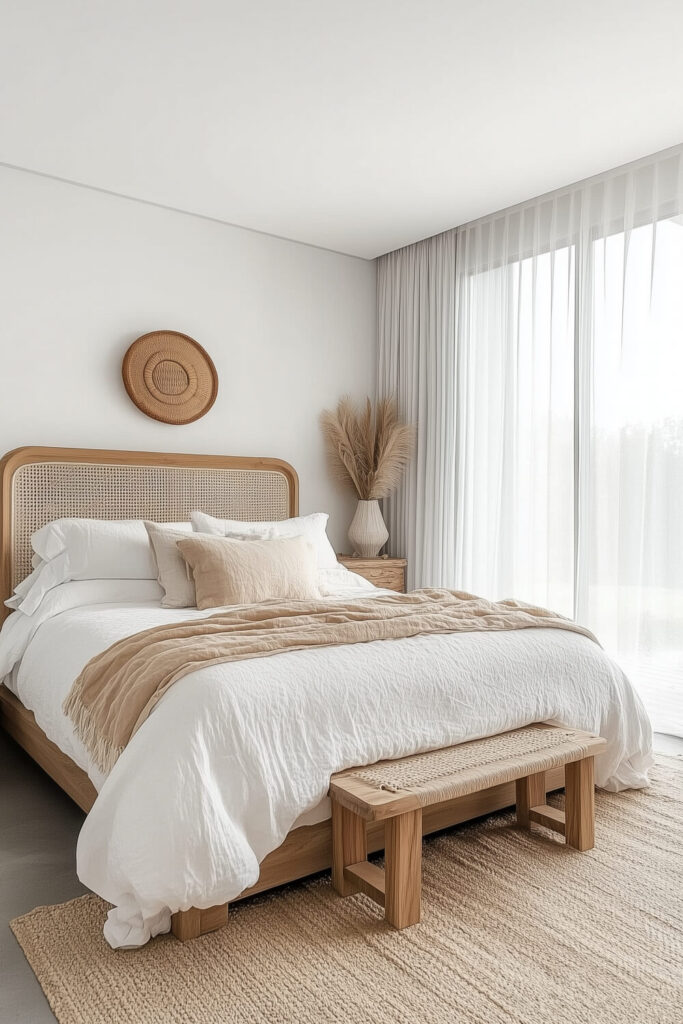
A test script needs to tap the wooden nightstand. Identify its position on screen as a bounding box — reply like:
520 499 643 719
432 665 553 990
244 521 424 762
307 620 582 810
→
337 556 407 593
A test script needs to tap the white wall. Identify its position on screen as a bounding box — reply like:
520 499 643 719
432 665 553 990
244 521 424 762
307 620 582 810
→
0 166 376 550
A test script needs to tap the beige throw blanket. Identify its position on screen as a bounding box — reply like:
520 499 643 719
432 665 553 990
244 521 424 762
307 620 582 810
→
63 589 598 775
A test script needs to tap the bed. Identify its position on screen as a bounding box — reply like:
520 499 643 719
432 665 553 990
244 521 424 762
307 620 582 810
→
0 446 653 948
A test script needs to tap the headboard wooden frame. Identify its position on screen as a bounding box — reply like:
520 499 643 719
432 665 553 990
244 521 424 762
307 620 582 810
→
0 446 299 623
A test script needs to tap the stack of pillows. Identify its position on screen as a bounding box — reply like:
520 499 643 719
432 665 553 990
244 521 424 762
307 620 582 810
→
7 511 347 616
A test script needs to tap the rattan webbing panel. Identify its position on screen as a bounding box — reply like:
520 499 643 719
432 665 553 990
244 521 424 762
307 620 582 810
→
11 462 291 587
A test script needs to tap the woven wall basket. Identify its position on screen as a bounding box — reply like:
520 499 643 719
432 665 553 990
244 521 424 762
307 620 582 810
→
122 331 218 425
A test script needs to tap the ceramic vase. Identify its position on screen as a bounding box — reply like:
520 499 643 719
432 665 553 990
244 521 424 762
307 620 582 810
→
348 499 389 557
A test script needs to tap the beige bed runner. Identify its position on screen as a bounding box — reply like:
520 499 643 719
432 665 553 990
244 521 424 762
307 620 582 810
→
63 588 598 774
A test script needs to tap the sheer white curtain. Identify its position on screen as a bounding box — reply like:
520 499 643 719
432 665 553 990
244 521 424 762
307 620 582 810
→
378 146 683 734
378 230 458 589
454 204 576 616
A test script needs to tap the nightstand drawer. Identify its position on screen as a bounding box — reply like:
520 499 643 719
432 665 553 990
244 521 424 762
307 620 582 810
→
337 556 407 593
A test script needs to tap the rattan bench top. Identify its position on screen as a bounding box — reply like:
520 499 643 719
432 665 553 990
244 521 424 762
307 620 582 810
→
329 724 606 821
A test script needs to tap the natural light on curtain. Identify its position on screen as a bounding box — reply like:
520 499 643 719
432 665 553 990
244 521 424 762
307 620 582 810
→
378 147 683 735
584 216 683 734
455 240 575 617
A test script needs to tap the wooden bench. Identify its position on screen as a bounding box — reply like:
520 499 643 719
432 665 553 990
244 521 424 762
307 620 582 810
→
330 724 606 929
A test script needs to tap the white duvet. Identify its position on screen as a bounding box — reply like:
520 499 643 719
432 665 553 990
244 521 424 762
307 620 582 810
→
0 575 653 948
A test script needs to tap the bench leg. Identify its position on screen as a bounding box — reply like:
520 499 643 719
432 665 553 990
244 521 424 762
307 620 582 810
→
332 799 421 929
331 800 367 896
516 771 546 827
516 760 595 850
385 808 422 929
565 755 595 851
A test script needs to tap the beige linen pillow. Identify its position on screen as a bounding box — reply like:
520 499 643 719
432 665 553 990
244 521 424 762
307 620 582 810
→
176 534 321 609
144 521 195 608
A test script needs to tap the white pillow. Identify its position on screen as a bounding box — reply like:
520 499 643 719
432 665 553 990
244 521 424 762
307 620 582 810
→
31 518 192 578
191 510 338 570
4 553 71 615
317 565 376 596
7 518 191 615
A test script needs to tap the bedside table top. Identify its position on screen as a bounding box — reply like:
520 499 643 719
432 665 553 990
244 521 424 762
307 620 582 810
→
337 555 407 566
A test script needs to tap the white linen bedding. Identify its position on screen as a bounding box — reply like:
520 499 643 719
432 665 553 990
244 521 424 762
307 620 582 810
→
0 576 653 949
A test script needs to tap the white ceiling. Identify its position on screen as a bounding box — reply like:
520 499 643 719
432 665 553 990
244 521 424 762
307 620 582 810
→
2 1 683 259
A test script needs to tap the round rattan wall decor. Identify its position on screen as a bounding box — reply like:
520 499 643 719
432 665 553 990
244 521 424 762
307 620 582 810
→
122 331 218 425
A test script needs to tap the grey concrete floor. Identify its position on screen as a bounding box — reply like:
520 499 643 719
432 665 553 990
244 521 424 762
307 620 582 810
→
1 728 682 1023
1 732 87 1024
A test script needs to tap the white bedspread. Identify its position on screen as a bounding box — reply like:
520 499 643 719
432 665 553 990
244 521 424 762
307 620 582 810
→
0 578 653 948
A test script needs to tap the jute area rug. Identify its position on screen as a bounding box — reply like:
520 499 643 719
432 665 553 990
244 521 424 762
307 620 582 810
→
11 757 682 1024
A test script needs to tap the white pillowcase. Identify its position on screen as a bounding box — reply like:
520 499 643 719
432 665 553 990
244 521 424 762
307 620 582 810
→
191 510 338 570
317 565 376 596
31 518 193 576
7 518 191 616
5 553 72 615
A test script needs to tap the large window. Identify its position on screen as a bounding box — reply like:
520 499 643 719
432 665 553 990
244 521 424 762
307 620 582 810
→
379 151 683 734
458 197 683 733
586 218 683 732
460 245 575 617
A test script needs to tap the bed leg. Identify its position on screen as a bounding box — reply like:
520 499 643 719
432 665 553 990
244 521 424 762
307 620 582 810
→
172 908 202 941
171 903 229 941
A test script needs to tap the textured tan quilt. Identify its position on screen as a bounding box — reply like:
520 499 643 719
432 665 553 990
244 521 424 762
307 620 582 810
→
63 588 598 774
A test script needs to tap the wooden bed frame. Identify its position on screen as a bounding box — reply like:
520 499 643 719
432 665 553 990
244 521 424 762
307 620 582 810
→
0 445 565 941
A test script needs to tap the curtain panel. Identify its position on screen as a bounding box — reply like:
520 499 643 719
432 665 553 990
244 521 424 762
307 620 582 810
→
377 146 683 734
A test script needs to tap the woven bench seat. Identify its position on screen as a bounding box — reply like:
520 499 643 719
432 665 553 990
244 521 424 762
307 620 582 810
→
329 723 606 929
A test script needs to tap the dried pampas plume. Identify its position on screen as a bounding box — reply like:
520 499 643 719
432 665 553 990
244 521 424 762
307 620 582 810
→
320 396 415 500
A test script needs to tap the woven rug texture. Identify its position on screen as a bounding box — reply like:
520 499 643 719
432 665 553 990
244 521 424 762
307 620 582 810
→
11 756 682 1024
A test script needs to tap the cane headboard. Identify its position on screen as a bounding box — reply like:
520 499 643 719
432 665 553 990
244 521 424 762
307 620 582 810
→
0 447 299 617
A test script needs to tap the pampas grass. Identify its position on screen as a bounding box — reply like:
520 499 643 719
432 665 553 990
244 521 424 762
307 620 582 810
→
320 396 415 500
